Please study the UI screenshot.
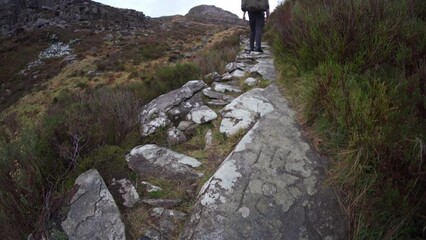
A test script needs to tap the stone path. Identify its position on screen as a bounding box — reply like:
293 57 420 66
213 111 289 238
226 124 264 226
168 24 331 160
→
61 40 348 240
181 43 348 239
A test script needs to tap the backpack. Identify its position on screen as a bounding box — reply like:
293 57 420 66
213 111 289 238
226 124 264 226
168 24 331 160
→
241 0 269 12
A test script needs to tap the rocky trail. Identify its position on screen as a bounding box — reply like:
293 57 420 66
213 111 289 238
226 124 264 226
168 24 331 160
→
61 40 348 240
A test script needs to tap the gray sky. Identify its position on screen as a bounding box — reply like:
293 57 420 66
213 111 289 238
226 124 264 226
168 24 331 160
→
93 0 281 18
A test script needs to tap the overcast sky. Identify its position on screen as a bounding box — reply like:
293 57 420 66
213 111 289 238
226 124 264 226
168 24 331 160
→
93 0 281 18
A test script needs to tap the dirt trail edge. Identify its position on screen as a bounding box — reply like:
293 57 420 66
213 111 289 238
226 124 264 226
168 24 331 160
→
181 42 349 240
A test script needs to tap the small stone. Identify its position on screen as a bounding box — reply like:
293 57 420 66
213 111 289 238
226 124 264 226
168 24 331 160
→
167 127 187 146
212 83 242 93
231 69 246 79
221 72 233 81
187 106 218 124
205 72 222 82
141 229 161 240
141 181 163 193
163 209 186 220
177 121 195 131
207 100 229 106
111 178 140 208
205 130 213 150
245 77 258 86
35 18 50 28
150 207 165 217
202 88 235 102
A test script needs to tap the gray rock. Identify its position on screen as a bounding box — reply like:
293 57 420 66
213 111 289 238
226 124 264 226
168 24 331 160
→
204 129 213 150
205 72 222 82
207 100 229 106
221 72 233 81
140 80 206 137
111 178 140 208
202 88 234 102
177 121 195 132
220 88 275 136
150 207 165 217
142 229 161 240
142 199 182 209
34 18 50 28
225 62 239 73
244 77 258 86
126 144 202 180
167 92 204 124
141 181 163 193
212 83 242 93
231 69 246 79
186 106 218 124
167 127 187 146
250 58 276 81
61 169 126 240
104 33 114 41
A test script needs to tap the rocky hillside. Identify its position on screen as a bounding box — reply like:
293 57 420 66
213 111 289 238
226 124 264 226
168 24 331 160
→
0 0 147 37
186 5 246 26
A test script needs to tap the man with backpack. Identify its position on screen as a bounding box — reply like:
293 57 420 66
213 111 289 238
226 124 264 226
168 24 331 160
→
242 0 270 53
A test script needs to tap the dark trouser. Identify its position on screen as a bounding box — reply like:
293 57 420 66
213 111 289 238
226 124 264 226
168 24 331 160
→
248 11 265 50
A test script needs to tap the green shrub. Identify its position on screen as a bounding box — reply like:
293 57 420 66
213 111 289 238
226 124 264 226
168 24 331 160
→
269 0 426 238
194 34 240 75
130 62 200 103
77 145 129 183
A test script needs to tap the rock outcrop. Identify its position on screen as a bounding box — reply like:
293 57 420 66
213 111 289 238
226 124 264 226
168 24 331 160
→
0 0 147 36
186 5 245 26
61 169 126 240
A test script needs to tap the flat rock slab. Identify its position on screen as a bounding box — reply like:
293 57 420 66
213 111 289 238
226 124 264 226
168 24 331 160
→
202 88 235 102
62 169 126 240
250 58 276 81
212 83 242 93
182 87 348 239
220 88 275 136
126 144 202 180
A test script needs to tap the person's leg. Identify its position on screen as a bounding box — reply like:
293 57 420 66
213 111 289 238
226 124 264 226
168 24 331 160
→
255 11 265 52
248 12 256 51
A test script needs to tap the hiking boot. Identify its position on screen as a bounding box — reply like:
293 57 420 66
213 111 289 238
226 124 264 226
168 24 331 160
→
255 47 264 53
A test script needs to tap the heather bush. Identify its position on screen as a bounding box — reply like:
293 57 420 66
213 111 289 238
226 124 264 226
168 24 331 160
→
268 0 426 238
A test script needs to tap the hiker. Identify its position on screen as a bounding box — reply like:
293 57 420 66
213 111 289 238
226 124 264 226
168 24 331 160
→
242 0 270 53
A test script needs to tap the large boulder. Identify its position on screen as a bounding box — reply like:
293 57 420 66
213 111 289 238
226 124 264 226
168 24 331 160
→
140 80 206 137
61 169 126 240
126 144 202 180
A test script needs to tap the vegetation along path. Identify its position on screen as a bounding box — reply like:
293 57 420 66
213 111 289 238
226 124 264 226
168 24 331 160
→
182 42 348 239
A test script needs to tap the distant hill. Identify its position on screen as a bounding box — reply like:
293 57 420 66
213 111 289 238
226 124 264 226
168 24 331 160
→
0 0 147 37
186 5 246 26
